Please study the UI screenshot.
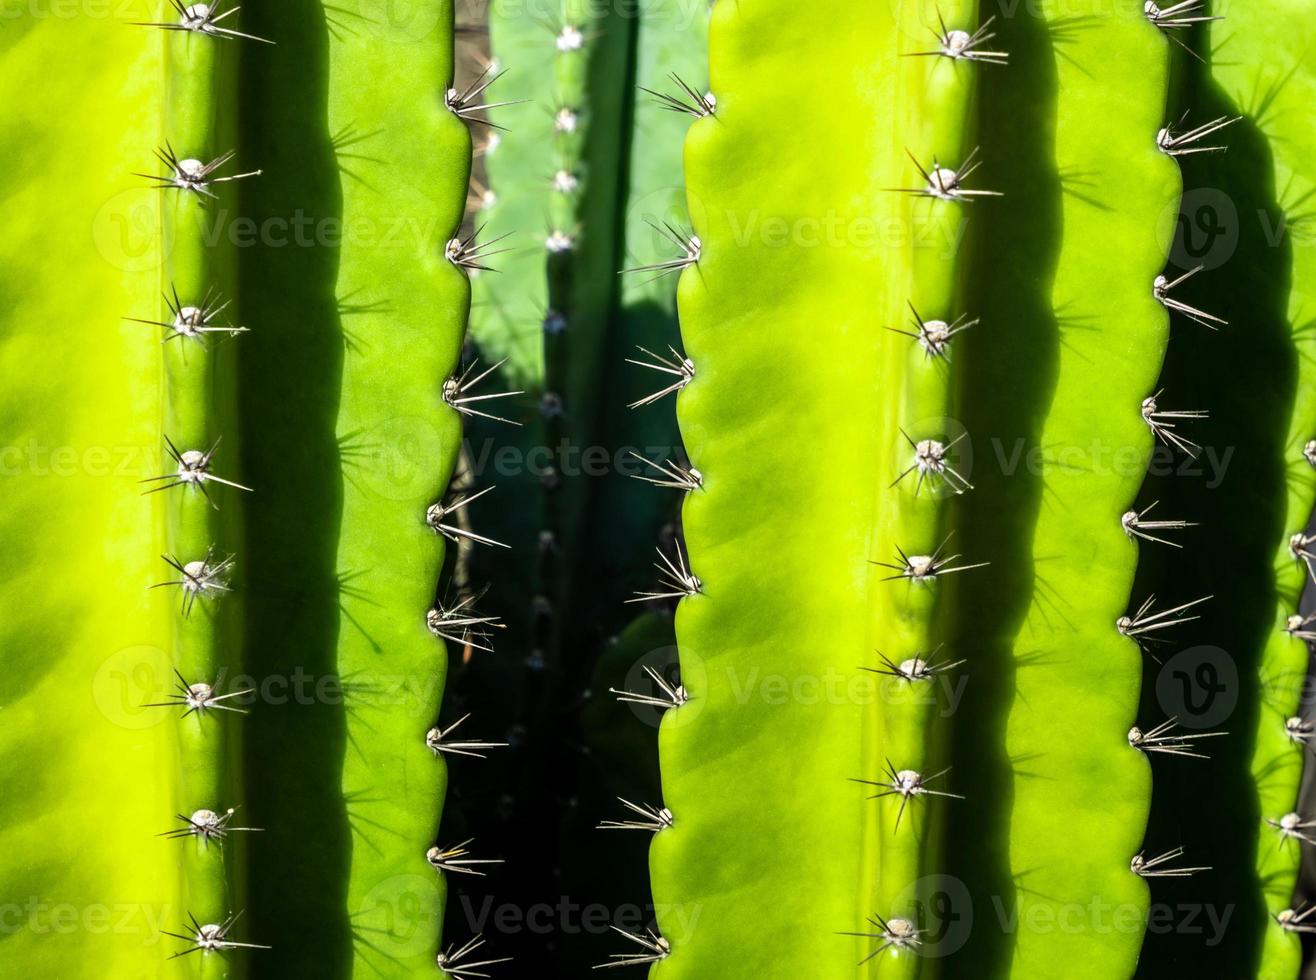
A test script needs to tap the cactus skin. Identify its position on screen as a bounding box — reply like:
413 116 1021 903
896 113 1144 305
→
658 2 1178 977
1202 4 1316 975
156 18 249 973
0 11 188 977
654 2 926 975
331 7 469 975
237 2 470 976
10 4 1316 980
979 7 1178 976
867 4 981 972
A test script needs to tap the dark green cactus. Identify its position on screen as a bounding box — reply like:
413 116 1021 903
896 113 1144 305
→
5 2 1316 979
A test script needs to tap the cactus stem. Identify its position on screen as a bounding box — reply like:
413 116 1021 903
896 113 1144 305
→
150 548 233 615
626 345 695 408
426 595 505 652
446 226 516 273
609 665 689 710
443 358 524 425
890 146 1001 201
132 2 274 44
426 486 510 549
625 451 703 491
837 914 925 964
1156 113 1240 156
1284 612 1316 642
619 221 701 281
640 74 716 118
597 799 675 833
1128 717 1227 759
595 927 671 970
1115 593 1212 642
135 144 260 198
871 537 988 584
163 912 269 958
445 66 526 128
1130 847 1210 878
891 429 973 495
140 435 252 504
866 648 966 683
425 714 509 759
852 762 964 829
887 302 976 360
437 935 513 977
1265 812 1316 848
1141 392 1207 457
626 544 701 603
1153 266 1227 328
1276 906 1316 934
145 669 252 717
158 807 261 843
1120 500 1196 547
125 286 248 346
906 14 1008 64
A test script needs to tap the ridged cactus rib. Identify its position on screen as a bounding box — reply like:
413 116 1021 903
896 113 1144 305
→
649 1 981 974
149 11 254 971
866 4 984 968
235 3 472 976
991 6 1180 975
333 6 470 976
1205 3 1316 974
0 12 186 977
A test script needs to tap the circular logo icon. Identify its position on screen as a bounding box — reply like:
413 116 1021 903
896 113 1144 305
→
345 413 456 504
92 189 163 274
889 873 973 958
1163 187 1239 272
355 874 442 958
93 644 172 730
358 0 442 41
616 641 706 730
1155 644 1238 728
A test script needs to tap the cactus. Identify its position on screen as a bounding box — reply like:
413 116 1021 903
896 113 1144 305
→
234 2 476 976
7 1 1316 979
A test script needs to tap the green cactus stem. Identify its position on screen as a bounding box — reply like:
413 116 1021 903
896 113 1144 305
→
645 0 995 974
236 2 474 976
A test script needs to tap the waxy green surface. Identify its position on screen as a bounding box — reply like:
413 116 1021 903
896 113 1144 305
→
1210 1 1316 975
0 8 186 978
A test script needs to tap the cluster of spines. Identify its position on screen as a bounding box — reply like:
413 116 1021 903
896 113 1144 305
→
836 8 1005 963
130 1 266 962
1115 0 1235 912
585 29 725 979
429 29 526 974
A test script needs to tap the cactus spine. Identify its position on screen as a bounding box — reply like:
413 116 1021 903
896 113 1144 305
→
146 7 256 968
